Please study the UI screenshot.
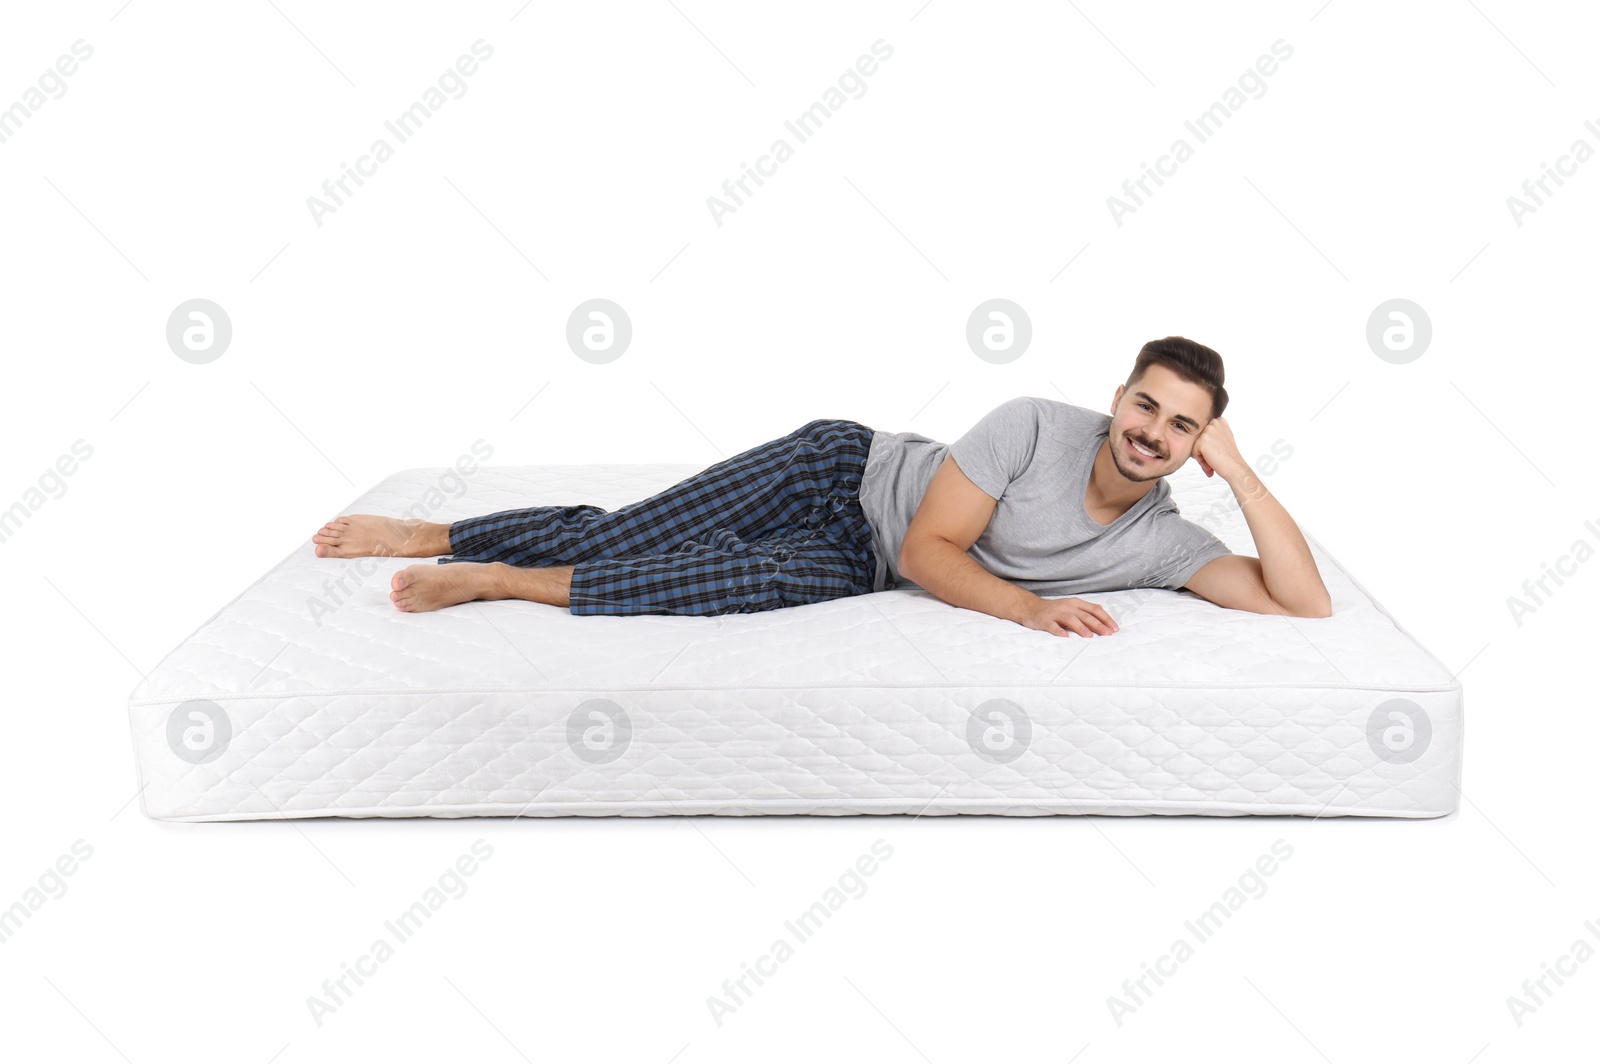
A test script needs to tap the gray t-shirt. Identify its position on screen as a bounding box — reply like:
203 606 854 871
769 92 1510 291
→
856 396 1233 596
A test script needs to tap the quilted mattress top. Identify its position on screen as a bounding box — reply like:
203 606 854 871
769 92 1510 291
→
128 463 1458 705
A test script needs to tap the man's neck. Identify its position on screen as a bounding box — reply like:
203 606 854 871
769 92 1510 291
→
1085 435 1160 518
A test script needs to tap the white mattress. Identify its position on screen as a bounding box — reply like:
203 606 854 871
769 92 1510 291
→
126 463 1464 821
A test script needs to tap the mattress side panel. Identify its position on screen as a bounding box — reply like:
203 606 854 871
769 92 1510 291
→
128 685 1463 821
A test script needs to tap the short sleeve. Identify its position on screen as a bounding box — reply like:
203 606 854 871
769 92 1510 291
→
1142 511 1234 590
948 397 1041 501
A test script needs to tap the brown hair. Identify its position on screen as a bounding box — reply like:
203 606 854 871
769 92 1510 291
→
1126 336 1228 421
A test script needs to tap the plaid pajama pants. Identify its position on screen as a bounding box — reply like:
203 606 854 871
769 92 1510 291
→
438 418 879 617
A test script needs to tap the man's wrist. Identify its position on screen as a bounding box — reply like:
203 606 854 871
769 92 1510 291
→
1007 588 1044 626
1215 458 1252 485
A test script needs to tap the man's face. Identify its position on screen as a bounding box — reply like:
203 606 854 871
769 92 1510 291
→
1108 365 1213 483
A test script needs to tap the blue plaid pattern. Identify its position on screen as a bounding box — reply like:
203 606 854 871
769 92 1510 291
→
438 418 879 617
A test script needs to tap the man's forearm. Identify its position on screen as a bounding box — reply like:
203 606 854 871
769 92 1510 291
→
899 536 1042 625
1220 464 1331 616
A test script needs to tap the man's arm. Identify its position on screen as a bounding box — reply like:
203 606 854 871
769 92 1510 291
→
898 455 1118 637
899 456 1039 625
1186 420 1331 618
1183 554 1326 617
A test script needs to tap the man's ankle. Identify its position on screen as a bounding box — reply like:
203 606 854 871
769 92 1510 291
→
431 521 454 556
482 562 513 601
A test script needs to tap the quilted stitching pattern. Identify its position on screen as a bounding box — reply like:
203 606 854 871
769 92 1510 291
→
126 463 1463 820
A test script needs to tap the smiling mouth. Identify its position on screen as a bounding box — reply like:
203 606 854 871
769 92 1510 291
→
1127 437 1161 459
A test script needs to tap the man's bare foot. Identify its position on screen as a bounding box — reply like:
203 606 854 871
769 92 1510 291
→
313 515 451 559
390 562 502 612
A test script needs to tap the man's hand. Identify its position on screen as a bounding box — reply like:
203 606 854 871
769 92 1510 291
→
1021 597 1120 638
1191 416 1246 480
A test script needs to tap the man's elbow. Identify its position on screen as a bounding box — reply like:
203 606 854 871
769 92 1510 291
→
897 543 915 584
897 535 937 585
1277 596 1333 619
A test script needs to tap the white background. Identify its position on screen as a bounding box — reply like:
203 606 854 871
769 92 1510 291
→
2 0 1596 1060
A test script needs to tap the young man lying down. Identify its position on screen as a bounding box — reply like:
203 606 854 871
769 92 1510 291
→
311 336 1331 633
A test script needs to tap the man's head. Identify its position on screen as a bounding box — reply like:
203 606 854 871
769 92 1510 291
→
1108 336 1228 483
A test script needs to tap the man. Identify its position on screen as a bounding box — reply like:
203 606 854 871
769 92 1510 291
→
311 336 1330 632
887 336 1331 637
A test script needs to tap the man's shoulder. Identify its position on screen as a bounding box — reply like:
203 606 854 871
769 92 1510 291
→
1002 396 1109 443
